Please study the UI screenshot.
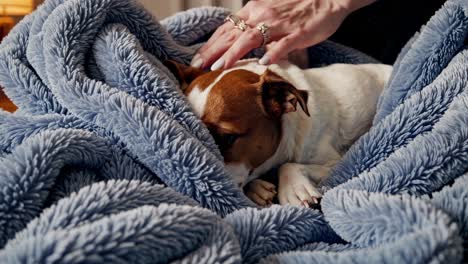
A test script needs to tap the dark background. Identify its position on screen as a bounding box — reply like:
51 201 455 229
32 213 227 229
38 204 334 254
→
330 0 447 64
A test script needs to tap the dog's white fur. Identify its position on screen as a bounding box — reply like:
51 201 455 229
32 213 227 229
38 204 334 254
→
187 59 392 206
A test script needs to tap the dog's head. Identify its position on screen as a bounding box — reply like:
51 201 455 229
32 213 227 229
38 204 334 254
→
166 60 309 187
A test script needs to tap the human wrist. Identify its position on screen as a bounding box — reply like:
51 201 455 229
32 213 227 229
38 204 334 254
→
340 0 376 13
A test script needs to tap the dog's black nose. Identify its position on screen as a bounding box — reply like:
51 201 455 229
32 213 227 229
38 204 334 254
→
309 198 322 212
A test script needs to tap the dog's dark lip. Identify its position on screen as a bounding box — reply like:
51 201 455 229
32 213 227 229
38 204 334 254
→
246 168 258 184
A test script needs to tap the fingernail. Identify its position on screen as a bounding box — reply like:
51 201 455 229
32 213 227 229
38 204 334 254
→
190 54 203 68
210 58 225 71
259 55 270 65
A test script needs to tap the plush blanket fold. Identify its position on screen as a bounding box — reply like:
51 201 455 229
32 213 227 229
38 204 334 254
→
0 0 466 263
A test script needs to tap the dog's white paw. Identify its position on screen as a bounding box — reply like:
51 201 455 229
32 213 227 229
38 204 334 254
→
278 163 322 207
245 179 277 207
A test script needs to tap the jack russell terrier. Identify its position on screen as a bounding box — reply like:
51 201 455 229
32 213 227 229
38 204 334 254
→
165 59 392 207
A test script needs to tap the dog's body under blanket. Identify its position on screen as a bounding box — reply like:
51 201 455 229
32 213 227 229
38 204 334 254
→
0 0 466 262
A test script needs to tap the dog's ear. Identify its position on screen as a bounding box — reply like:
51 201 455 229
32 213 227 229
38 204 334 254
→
163 60 205 89
258 69 310 118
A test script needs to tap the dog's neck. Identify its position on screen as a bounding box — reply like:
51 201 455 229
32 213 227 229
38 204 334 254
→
246 63 319 180
247 113 298 180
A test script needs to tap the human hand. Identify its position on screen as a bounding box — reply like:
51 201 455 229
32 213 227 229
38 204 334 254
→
191 0 376 70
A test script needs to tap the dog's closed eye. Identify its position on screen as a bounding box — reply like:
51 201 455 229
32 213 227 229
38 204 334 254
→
221 134 240 147
206 123 246 150
212 133 241 151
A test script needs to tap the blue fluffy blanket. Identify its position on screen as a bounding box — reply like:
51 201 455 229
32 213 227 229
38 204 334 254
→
0 0 466 263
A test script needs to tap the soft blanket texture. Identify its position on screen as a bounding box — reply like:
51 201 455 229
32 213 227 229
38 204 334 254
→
0 0 466 263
